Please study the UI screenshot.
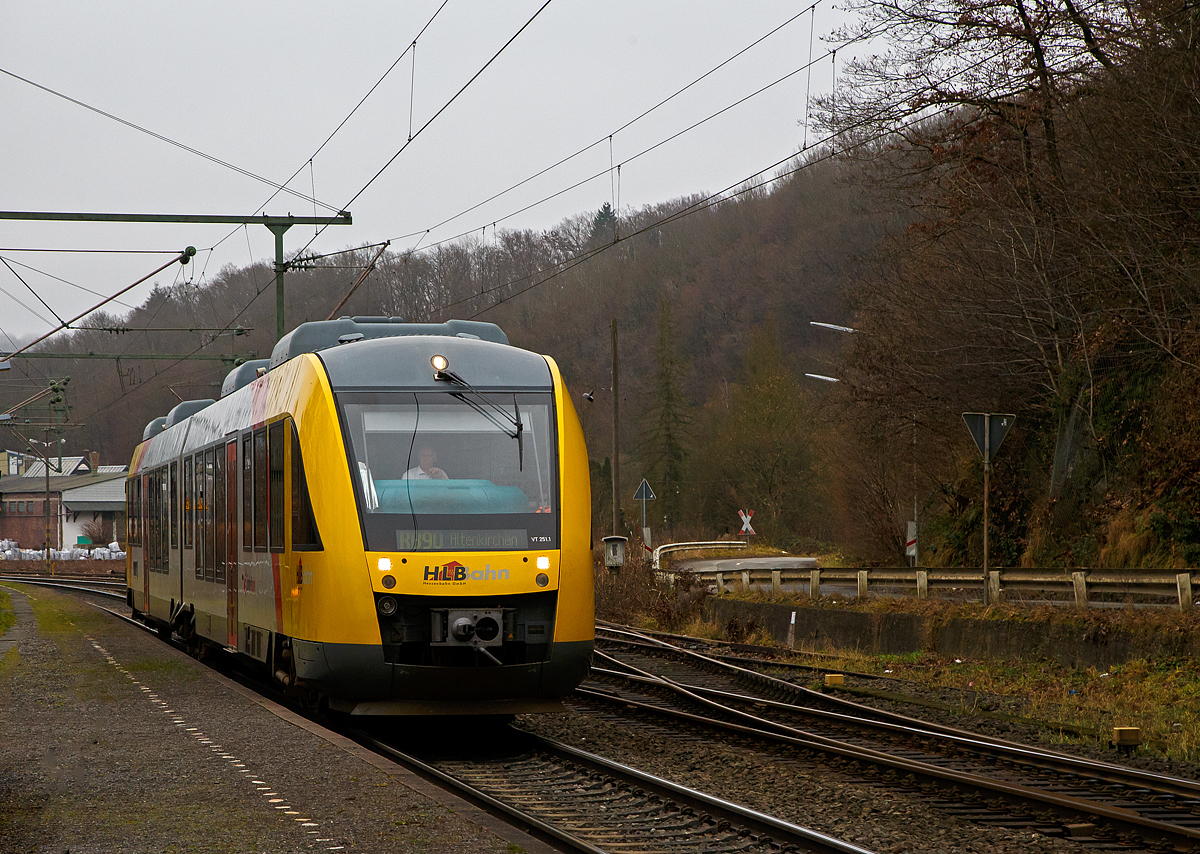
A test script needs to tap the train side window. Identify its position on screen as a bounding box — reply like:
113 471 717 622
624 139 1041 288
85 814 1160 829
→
183 456 193 550
214 445 226 584
170 461 179 550
160 468 170 571
290 420 322 550
192 453 201 580
125 481 134 546
155 469 163 571
253 428 268 552
205 448 216 582
134 477 141 547
242 434 252 553
268 420 285 553
148 471 159 572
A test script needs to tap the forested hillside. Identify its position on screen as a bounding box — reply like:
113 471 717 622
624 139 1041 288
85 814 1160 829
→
9 0 1200 568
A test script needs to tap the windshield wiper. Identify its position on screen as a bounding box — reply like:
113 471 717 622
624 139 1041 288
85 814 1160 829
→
437 369 524 470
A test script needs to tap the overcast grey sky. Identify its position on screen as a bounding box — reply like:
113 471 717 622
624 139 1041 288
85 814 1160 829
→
0 1 850 344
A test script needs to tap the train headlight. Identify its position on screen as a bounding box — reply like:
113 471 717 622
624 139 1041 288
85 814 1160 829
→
381 574 396 589
377 596 398 616
536 556 550 570
536 573 549 588
377 557 392 572
431 354 448 372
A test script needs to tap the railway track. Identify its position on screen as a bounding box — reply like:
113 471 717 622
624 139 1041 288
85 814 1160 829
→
592 626 1200 851
362 727 877 854
0 573 126 601
596 621 1097 737
13 578 880 854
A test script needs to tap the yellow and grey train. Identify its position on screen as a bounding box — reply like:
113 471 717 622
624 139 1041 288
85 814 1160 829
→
126 317 594 715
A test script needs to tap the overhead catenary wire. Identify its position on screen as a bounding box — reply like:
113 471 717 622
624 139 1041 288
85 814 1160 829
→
0 247 178 254
397 4 823 244
203 0 451 255
446 39 1094 320
65 4 1105 427
0 68 340 214
5 249 195 359
380 5 904 262
399 0 1113 317
0 257 66 328
387 0 1111 265
288 0 557 266
164 1 556 353
0 255 139 311
10 4 800 349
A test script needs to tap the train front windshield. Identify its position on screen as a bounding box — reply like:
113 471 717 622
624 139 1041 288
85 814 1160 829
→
340 392 558 551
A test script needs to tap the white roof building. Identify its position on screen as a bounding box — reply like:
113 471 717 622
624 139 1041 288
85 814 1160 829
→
23 456 90 478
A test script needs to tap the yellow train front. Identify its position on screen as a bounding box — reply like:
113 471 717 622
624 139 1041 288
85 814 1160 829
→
126 318 594 715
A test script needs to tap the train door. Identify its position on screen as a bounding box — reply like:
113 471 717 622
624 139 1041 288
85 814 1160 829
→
171 461 180 607
226 440 238 647
142 472 150 609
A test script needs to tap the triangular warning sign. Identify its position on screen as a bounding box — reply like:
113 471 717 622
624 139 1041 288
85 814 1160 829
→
962 413 1016 463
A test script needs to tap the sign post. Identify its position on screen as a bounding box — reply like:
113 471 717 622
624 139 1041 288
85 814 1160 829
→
738 509 756 537
633 479 655 553
962 413 1016 605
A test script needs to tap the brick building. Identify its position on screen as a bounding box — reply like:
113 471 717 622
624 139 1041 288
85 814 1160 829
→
0 469 127 550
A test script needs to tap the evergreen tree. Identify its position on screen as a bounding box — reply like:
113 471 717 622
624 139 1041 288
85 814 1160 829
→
642 300 690 532
700 318 820 543
589 202 617 245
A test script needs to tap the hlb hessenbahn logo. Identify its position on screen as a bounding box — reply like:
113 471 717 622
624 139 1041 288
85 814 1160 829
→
423 560 510 584
425 560 467 581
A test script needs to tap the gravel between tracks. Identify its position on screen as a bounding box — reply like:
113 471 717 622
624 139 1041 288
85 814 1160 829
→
515 696 1144 854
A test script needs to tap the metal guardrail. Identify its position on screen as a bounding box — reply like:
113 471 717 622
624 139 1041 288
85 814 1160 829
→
682 566 1198 611
651 540 746 572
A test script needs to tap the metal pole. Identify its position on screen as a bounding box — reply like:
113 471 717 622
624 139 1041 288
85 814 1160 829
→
270 223 293 342
982 414 990 605
44 430 52 576
913 414 919 568
611 319 620 536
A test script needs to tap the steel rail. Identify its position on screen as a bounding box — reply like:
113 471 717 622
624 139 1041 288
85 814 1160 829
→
596 625 883 680
590 660 1200 800
576 684 1200 849
359 729 878 854
355 732 609 854
597 625 1111 756
68 599 877 854
0 575 126 600
584 643 1200 850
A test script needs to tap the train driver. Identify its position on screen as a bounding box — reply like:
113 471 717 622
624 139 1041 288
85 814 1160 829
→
402 446 449 480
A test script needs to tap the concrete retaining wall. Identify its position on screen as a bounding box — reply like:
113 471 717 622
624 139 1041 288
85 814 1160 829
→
704 598 1200 669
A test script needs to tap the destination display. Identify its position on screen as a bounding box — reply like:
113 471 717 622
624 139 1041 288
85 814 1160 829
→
395 529 529 551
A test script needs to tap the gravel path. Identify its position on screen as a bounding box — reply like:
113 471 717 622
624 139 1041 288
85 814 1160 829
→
0 583 546 854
